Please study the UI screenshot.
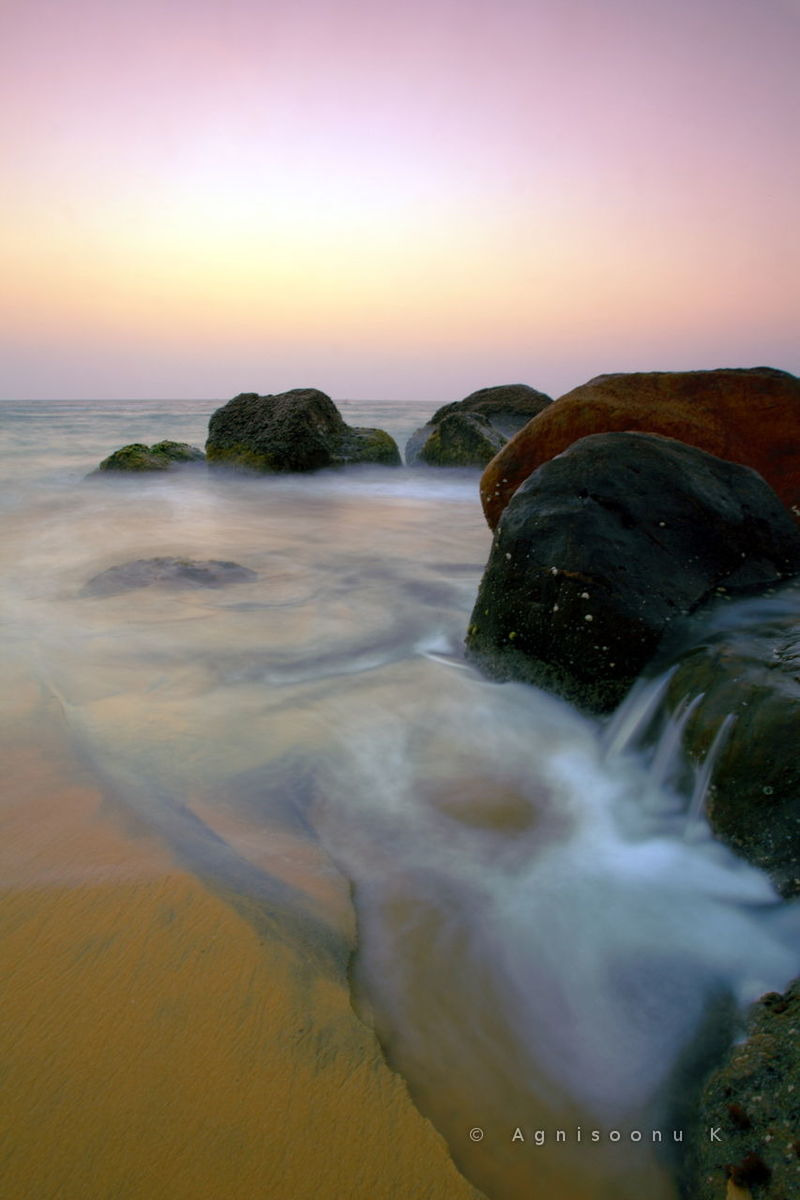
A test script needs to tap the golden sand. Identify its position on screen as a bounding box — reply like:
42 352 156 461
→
0 720 482 1200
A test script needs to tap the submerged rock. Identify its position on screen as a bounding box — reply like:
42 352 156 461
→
205 388 400 472
95 441 205 472
405 382 551 465
480 366 800 530
682 980 800 1199
82 557 258 597
466 432 800 714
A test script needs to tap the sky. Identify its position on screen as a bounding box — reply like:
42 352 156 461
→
1 0 798 402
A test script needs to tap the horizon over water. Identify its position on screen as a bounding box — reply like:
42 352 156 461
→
1 395 799 1200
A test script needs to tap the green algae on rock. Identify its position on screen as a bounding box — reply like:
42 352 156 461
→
406 382 552 465
336 424 402 465
205 388 400 471
418 411 506 467
96 441 206 472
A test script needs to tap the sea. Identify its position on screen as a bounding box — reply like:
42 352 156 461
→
1 396 799 1200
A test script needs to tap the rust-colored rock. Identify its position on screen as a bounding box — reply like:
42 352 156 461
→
480 367 800 530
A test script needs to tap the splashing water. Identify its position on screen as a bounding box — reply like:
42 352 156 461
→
310 660 800 1200
307 675 795 1198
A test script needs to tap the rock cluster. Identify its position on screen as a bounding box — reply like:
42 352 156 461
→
480 367 800 530
460 369 800 1199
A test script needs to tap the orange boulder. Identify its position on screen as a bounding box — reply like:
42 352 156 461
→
480 367 800 530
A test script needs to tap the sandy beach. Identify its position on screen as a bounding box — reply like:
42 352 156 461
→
0 679 483 1200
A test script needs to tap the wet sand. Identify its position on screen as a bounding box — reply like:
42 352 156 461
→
0 700 483 1200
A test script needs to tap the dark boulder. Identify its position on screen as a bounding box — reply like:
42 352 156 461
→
480 366 800 531
205 388 400 472
417 411 506 468
95 441 205 472
682 980 800 1199
465 432 800 714
406 382 551 465
82 557 257 597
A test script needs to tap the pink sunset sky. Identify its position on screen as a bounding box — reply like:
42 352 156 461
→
1 0 798 402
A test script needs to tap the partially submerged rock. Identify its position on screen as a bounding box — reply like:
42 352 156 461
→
417 411 506 468
480 367 800 530
406 382 551 465
641 590 800 896
682 980 800 1200
206 388 400 472
82 557 257 597
95 441 205 472
466 432 800 714
430 382 553 437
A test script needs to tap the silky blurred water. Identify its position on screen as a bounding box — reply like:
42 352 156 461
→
1 396 798 1200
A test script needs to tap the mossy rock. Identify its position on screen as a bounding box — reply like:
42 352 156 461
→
334 426 402 466
406 382 552 464
205 389 400 472
96 441 205 472
418 412 506 467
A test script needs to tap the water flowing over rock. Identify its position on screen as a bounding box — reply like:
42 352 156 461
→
466 432 800 714
312 669 800 1200
81 557 258 597
480 366 800 530
405 382 551 465
206 388 400 471
682 980 800 1199
619 585 800 897
95 440 205 472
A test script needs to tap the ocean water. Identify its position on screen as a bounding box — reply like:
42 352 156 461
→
1 396 799 1200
